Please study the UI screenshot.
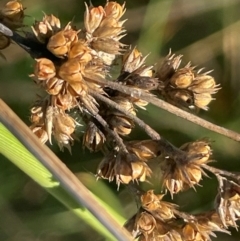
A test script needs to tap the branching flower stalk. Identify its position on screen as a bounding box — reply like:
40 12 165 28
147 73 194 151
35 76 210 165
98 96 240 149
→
1 1 240 240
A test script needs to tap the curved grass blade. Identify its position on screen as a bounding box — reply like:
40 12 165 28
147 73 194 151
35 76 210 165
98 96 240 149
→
0 99 132 241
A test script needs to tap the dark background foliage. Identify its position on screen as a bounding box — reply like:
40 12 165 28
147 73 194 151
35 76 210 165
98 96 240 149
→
1 0 240 240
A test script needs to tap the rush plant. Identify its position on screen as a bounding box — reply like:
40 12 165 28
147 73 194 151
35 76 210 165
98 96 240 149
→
0 1 240 241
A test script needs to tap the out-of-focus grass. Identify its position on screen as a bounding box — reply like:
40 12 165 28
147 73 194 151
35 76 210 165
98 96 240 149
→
1 0 240 240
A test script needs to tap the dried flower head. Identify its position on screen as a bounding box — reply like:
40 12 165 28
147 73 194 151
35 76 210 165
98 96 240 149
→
160 139 212 197
97 150 152 187
32 14 61 43
215 179 240 229
0 0 24 29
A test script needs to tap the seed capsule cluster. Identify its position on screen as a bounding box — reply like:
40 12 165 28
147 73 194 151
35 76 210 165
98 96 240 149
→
156 52 220 110
125 190 231 241
1 1 240 240
160 139 212 197
0 0 24 49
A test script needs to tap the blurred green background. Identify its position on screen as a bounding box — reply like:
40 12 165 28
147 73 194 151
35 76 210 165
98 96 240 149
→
1 0 240 240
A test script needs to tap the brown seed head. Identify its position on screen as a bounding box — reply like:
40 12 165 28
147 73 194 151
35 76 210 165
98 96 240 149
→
0 0 24 28
34 58 56 82
47 27 78 57
32 14 61 43
68 40 92 63
97 151 152 187
180 139 212 164
58 58 84 84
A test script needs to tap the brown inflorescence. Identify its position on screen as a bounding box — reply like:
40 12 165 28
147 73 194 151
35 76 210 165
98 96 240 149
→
160 139 212 197
0 0 24 50
156 52 220 111
2 1 240 240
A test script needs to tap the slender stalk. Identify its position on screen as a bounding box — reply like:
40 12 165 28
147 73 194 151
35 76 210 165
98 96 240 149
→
0 99 133 241
202 164 240 180
89 90 161 140
93 79 240 142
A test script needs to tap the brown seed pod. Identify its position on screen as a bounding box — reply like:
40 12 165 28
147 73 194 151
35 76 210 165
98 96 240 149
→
91 37 125 55
104 1 126 20
53 110 76 151
167 89 194 108
180 139 212 164
191 74 216 89
170 67 194 88
52 91 77 110
137 212 157 236
0 0 24 29
194 93 212 110
156 51 182 82
83 121 106 152
68 40 92 63
32 14 61 43
93 16 124 38
97 151 152 187
34 58 56 82
47 26 78 57
58 58 84 84
45 77 64 95
108 115 134 136
84 3 105 34
127 140 161 161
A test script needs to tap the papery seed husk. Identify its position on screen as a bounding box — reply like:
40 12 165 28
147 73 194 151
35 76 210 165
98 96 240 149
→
84 3 105 34
91 38 124 55
156 52 182 81
68 40 92 62
30 125 48 144
34 58 56 81
170 67 194 88
47 29 78 57
104 2 126 20
1 0 23 17
46 77 64 95
191 75 216 89
194 93 212 110
58 59 84 84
